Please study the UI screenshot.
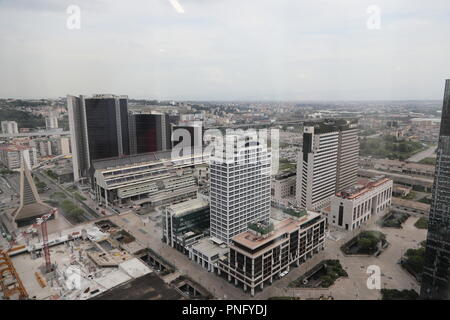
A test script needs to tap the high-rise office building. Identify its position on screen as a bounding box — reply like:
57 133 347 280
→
45 116 59 130
1 121 19 134
209 133 272 244
67 94 130 182
296 119 358 211
420 79 450 300
128 113 171 154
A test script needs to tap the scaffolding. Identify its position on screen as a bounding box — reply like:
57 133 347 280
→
0 250 28 300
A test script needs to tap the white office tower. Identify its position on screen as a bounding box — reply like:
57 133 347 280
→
209 131 272 244
296 119 358 211
336 124 359 192
1 121 19 134
45 116 59 130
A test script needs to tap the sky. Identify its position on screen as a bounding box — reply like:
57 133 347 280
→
0 0 449 101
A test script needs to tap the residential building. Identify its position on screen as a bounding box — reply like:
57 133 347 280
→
421 79 450 300
297 119 359 211
54 137 71 156
1 121 19 134
0 144 37 169
45 116 59 130
163 198 210 253
216 210 326 296
329 176 393 231
67 94 130 183
361 157 436 178
30 139 52 157
189 237 229 272
209 134 272 244
271 172 296 206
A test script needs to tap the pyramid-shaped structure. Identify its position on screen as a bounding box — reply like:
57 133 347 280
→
12 156 52 228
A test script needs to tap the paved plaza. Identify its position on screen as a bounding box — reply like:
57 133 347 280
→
108 209 427 300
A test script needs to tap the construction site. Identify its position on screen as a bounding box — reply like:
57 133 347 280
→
1 217 211 300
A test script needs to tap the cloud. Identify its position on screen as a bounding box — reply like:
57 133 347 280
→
0 0 449 100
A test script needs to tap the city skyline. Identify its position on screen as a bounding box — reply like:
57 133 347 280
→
1 0 450 100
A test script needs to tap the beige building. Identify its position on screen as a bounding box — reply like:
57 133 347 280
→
329 176 393 231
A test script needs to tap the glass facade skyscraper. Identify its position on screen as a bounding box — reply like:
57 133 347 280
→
421 79 450 300
67 94 130 182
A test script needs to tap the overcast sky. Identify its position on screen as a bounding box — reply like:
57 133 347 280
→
0 0 449 101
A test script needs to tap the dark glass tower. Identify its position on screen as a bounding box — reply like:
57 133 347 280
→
420 79 450 300
129 113 171 154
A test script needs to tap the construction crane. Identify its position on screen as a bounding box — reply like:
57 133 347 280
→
34 208 57 274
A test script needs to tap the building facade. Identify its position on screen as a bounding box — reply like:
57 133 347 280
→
91 150 206 208
67 94 130 183
128 113 171 154
216 211 326 296
1 121 19 134
0 145 37 169
421 79 450 300
297 119 358 211
329 177 393 231
209 134 272 244
45 116 59 130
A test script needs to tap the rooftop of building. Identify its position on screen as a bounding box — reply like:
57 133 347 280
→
304 118 358 134
231 210 322 252
273 171 296 181
190 237 229 258
0 144 31 152
336 176 391 200
167 198 209 217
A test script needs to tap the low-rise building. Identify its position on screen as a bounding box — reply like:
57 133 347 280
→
216 210 326 296
360 157 435 178
45 116 59 130
91 150 206 208
1 121 19 134
0 144 38 169
189 237 229 272
329 176 393 231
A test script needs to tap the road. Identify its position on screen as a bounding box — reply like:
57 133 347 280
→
0 130 70 138
407 145 437 163
34 170 100 221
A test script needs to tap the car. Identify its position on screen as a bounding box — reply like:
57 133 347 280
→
279 270 289 278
